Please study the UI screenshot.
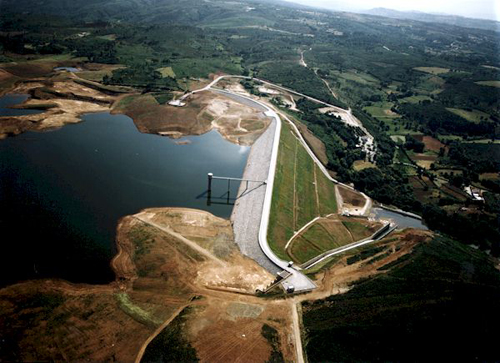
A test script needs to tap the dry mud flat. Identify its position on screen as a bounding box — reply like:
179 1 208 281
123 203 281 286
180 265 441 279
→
0 73 124 139
1 66 270 145
115 89 272 146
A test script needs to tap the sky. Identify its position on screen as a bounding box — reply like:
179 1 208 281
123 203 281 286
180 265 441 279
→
286 0 500 21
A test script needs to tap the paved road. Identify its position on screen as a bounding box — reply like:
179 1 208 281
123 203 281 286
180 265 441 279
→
212 88 316 292
181 75 378 293
277 110 372 216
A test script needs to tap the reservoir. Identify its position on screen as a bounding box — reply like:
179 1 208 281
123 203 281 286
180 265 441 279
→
0 111 250 287
372 208 428 230
0 94 46 116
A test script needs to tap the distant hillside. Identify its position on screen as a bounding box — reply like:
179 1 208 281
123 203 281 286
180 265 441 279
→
364 7 500 32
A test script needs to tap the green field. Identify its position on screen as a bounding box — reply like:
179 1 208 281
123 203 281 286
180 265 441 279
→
330 69 379 85
268 121 337 259
413 66 450 75
288 216 378 264
446 108 491 123
413 75 446 95
156 66 176 78
364 102 405 134
290 220 353 263
399 95 433 104
475 80 500 88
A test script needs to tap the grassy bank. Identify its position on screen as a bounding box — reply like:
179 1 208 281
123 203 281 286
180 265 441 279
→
268 121 337 260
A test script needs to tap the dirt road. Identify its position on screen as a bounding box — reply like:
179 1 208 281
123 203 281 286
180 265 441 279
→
134 214 227 267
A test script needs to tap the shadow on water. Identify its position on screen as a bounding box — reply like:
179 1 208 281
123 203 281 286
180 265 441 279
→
197 179 266 206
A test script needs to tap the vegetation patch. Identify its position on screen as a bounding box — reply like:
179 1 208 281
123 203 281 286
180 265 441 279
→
289 217 376 263
156 66 176 78
261 324 285 363
141 307 199 362
413 67 450 75
399 95 433 104
475 80 500 88
116 293 163 328
446 107 491 124
315 164 338 215
353 160 376 171
268 122 337 259
303 236 500 362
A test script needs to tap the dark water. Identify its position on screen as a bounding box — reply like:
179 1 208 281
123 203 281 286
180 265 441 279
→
372 208 428 230
0 112 250 287
0 94 45 116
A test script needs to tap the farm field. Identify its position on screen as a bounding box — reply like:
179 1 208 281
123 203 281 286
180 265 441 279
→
446 108 491 123
413 67 450 75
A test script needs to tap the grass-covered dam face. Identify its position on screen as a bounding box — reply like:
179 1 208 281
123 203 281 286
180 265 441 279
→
0 111 250 287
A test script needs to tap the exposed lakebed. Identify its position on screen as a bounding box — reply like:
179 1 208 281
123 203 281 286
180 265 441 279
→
0 110 249 287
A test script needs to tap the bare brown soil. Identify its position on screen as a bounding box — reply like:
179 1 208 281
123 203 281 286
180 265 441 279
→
0 72 123 139
0 208 297 362
1 65 267 146
0 205 432 361
338 185 366 207
424 136 445 152
1 59 62 79
295 121 329 165
301 229 433 302
410 153 438 161
114 90 271 145
0 69 13 82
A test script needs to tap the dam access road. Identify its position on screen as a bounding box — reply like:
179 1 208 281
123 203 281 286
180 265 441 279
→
177 75 376 293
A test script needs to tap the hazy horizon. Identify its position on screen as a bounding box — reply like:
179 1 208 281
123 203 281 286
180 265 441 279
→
285 0 500 21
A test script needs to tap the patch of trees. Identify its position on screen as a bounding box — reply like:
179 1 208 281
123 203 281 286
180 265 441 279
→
256 62 346 108
303 235 500 362
296 99 363 172
446 142 499 174
404 135 425 153
65 38 118 63
398 103 496 138
422 204 500 256
106 65 178 91
351 167 421 212
439 79 500 111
